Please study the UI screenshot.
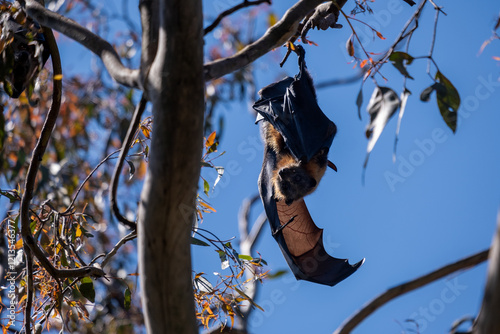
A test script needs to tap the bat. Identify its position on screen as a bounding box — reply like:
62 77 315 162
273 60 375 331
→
253 45 363 286
0 6 50 98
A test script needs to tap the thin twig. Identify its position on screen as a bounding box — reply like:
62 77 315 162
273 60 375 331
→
100 230 137 269
333 249 490 334
426 4 440 75
204 0 271 35
62 149 120 215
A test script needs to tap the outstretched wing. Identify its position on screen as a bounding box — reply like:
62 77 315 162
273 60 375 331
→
259 144 363 286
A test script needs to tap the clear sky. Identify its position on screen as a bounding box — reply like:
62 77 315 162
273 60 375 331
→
194 0 500 333
48 0 500 333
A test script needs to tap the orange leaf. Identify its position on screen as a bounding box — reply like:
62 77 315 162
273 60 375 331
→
376 31 386 40
205 131 216 148
360 59 368 68
141 125 151 139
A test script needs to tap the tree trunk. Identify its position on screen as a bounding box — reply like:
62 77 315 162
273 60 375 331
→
138 0 204 333
474 214 500 334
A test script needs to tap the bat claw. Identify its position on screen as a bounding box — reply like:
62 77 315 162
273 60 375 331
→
328 160 337 172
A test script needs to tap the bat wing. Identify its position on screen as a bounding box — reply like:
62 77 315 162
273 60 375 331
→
253 46 336 162
258 145 363 286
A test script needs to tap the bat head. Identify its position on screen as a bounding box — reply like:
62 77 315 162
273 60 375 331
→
277 166 317 205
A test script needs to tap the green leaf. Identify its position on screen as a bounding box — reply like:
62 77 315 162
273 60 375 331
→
191 237 209 247
0 190 19 203
124 287 131 310
79 277 95 303
389 52 414 79
435 71 460 132
238 254 253 261
203 179 210 196
234 287 264 311
420 83 439 102
217 250 229 270
266 269 288 279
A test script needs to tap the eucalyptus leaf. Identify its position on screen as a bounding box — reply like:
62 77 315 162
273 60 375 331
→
389 51 414 79
435 71 460 132
364 86 400 168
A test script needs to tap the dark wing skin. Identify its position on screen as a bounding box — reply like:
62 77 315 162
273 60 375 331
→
253 46 336 163
259 143 363 286
255 46 363 286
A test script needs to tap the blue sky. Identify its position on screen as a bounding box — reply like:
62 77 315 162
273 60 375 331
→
194 0 500 333
48 0 500 333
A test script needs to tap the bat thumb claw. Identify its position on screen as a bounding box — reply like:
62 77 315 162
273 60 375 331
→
328 160 337 172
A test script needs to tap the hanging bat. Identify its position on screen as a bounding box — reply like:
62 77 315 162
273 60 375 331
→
253 46 363 286
0 5 50 98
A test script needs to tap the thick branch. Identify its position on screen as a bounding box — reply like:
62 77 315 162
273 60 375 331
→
204 0 349 81
139 0 159 81
22 0 141 88
334 249 490 334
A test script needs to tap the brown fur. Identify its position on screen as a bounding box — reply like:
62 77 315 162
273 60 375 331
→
263 122 328 205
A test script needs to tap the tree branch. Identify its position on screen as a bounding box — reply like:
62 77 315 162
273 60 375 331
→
334 249 490 334
110 95 148 230
22 0 141 88
20 25 104 334
204 0 271 35
474 215 500 334
204 0 349 81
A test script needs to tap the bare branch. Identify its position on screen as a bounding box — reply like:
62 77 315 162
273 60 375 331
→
101 231 137 269
333 249 490 334
22 0 141 88
110 95 148 230
19 24 104 288
204 0 347 81
474 215 500 334
204 0 271 35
